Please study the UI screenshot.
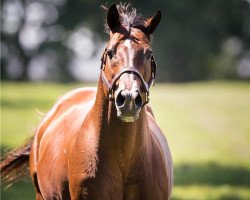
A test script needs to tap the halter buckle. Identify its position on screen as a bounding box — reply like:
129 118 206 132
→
146 91 150 103
108 89 114 100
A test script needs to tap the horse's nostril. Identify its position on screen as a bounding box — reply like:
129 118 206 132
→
135 93 142 108
116 91 126 107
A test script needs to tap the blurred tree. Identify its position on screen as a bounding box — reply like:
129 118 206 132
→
1 0 250 82
147 0 250 81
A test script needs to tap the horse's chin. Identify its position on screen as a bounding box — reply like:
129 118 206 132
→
117 113 139 123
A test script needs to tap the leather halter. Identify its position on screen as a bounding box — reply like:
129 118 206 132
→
100 48 157 105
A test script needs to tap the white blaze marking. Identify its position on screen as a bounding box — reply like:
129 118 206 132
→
124 39 131 48
122 40 140 94
124 39 134 67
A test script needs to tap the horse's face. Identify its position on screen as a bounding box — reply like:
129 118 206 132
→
102 4 161 122
105 31 152 122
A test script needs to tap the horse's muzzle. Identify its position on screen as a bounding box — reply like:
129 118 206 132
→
115 89 143 122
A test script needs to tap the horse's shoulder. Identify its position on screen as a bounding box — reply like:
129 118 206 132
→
33 87 97 162
55 87 97 107
38 87 96 130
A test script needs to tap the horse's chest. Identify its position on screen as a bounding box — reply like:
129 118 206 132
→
85 160 164 199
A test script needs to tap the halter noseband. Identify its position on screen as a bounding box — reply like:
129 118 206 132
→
100 48 157 105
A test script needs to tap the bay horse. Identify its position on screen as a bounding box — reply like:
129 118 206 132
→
1 4 173 200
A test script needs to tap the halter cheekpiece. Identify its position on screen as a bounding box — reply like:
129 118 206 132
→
100 48 157 106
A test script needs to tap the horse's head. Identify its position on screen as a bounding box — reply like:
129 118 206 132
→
101 4 161 122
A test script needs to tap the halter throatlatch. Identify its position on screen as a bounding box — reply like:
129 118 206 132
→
100 48 157 106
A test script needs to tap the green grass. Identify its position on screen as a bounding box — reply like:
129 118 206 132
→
1 81 250 199
150 82 250 166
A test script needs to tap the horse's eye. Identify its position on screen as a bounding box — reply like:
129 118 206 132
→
107 50 115 60
145 49 153 60
146 53 153 60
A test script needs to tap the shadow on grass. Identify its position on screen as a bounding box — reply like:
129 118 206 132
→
174 162 250 186
1 180 35 200
171 195 244 200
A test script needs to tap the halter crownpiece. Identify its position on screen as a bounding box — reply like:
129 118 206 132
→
100 48 157 106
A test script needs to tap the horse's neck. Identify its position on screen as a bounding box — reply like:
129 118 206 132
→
89 78 149 164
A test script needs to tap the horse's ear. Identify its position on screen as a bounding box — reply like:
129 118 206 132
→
145 10 161 34
107 4 120 32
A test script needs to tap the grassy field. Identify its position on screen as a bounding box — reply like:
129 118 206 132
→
1 81 250 199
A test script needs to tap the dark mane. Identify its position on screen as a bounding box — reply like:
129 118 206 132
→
103 3 148 35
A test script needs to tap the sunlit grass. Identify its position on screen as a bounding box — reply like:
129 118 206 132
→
173 185 250 200
150 82 250 167
1 82 94 146
1 81 250 199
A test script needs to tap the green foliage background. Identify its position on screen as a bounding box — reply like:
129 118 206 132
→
1 0 250 81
